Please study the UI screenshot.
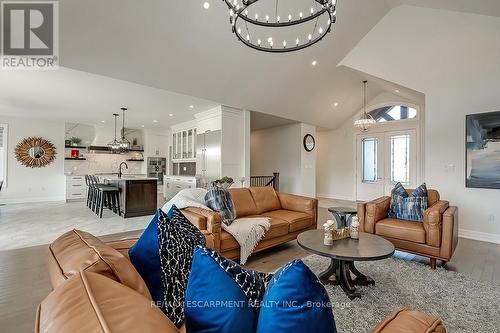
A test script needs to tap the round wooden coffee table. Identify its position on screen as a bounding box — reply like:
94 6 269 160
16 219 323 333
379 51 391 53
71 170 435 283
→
297 230 395 299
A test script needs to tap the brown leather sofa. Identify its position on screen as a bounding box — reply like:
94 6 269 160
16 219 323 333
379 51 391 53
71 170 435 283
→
38 229 446 333
357 189 458 269
182 186 318 260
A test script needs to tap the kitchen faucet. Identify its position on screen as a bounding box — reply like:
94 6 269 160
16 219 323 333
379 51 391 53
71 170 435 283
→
118 162 128 178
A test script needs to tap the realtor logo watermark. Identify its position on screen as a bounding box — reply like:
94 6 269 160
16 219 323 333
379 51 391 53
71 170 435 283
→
1 1 59 70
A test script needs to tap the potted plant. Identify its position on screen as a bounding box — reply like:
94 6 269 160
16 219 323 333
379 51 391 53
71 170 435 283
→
70 137 82 146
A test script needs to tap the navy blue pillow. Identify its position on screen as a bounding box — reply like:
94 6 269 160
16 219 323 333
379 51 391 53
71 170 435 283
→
128 210 163 303
185 246 272 333
256 260 337 333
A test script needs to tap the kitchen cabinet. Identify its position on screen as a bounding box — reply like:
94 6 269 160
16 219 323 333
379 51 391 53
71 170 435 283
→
66 175 88 201
172 127 196 162
145 133 168 157
163 176 197 200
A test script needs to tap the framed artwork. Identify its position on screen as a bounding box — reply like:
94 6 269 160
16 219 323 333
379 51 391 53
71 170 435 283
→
466 111 500 189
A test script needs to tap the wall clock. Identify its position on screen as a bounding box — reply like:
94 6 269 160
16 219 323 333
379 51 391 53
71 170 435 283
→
303 134 316 152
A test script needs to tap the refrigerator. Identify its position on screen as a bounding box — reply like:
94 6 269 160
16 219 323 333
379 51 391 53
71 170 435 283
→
196 130 222 187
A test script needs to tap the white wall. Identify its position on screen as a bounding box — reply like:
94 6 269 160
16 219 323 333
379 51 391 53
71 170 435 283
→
339 5 500 242
317 91 423 200
251 123 316 196
0 116 66 203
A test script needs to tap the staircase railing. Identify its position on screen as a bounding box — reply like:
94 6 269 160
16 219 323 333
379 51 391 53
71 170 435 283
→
250 172 279 191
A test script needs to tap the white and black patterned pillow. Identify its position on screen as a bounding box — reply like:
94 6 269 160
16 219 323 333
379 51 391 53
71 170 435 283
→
157 205 206 326
197 246 273 308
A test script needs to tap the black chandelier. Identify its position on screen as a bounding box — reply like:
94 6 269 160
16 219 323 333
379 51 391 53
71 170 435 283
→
223 0 337 53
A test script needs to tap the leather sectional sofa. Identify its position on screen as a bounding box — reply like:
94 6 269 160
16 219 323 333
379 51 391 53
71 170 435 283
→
357 189 458 269
38 229 447 333
181 186 318 260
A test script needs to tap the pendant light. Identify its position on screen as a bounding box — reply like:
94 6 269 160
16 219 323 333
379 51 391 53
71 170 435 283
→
118 107 131 152
108 113 121 152
354 80 376 132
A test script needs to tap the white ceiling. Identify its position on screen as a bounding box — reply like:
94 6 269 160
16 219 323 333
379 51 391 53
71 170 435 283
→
1 1 498 129
0 68 219 129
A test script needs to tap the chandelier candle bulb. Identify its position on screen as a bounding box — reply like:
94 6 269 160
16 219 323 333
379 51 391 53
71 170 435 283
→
255 13 258 20
283 40 286 48
257 39 261 46
319 27 323 34
277 15 280 22
308 34 312 41
288 14 292 21
311 7 314 14
299 12 303 18
266 15 269 22
296 38 300 46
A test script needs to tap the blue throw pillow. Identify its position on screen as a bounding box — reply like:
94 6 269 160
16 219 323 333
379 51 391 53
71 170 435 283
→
185 246 273 333
388 183 428 221
128 210 163 303
129 206 205 327
256 260 337 333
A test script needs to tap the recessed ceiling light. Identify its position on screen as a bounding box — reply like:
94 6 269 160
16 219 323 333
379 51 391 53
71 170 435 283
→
100 120 105 123
153 120 158 123
333 102 339 107
311 60 317 66
169 113 174 117
141 125 145 128
203 2 210 9
189 105 194 109
395 89 400 93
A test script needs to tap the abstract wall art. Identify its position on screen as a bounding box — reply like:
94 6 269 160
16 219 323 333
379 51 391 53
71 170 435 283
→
466 111 500 189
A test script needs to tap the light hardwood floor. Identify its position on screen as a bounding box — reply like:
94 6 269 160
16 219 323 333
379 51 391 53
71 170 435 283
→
0 201 499 333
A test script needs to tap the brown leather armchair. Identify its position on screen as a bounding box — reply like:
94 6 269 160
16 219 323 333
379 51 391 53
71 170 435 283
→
357 189 458 269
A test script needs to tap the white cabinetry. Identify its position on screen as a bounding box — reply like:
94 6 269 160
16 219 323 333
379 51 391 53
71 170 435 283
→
171 121 197 162
145 133 169 157
66 175 88 201
164 176 197 200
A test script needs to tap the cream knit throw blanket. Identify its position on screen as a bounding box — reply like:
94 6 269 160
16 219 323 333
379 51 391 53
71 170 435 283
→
222 217 271 265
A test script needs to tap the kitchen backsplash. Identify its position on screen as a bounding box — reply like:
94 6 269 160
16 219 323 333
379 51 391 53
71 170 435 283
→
64 153 144 175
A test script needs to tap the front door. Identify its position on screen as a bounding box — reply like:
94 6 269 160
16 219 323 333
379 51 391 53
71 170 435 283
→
356 129 418 201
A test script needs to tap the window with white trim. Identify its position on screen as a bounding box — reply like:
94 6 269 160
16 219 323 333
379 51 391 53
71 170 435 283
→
0 124 7 186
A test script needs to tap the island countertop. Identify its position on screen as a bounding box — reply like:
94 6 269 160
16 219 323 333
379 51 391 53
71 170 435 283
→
98 175 158 181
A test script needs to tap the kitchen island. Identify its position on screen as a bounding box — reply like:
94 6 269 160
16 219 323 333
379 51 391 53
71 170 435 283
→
99 175 158 218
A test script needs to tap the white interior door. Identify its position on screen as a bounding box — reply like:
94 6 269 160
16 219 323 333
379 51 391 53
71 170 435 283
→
356 129 418 201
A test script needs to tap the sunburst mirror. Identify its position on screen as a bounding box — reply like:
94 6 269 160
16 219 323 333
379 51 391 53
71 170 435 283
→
15 137 57 168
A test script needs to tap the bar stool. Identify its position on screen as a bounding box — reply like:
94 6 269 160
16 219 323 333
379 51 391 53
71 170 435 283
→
96 185 121 218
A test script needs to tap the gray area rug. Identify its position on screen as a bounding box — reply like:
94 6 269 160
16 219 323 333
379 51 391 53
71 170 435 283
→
302 255 500 333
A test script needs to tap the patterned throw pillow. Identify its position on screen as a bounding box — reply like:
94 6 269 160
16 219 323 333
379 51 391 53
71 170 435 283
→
158 205 206 326
185 246 273 333
388 183 428 222
205 186 236 226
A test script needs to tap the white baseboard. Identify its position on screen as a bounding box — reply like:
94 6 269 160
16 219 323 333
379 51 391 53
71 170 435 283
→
459 228 500 244
1 196 66 204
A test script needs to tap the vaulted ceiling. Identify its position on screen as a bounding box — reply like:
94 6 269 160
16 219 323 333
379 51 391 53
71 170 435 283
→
1 0 498 129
